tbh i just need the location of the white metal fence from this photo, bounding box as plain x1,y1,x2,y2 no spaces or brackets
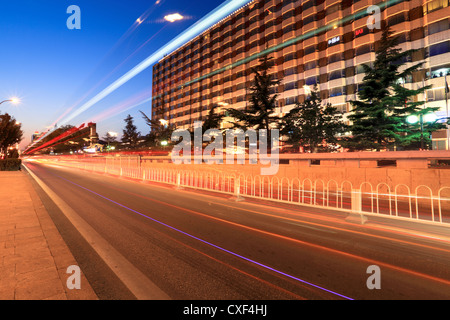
43,156,450,225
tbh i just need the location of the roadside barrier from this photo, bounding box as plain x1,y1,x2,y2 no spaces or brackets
33,156,450,225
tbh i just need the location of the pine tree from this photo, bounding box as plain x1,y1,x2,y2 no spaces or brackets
201,105,223,133
226,55,281,132
342,26,443,151
281,85,346,152
122,114,140,148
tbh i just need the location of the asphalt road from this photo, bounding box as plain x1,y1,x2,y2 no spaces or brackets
24,160,450,300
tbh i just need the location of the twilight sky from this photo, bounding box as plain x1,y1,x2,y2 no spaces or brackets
0,0,227,149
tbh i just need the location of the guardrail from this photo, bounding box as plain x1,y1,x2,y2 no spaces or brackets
30,156,450,226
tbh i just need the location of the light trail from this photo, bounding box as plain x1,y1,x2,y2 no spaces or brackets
153,0,405,99
28,0,252,152
60,171,450,289
52,171,353,300
47,2,165,130
88,89,152,123
27,0,403,153
56,0,254,127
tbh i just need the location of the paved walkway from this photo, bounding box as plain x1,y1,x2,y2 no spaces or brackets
0,171,97,300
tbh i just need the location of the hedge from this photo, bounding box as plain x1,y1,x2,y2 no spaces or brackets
0,159,22,171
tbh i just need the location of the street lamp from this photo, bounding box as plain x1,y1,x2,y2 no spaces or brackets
406,113,438,150
0,98,19,106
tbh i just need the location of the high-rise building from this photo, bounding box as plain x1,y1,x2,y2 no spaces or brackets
151,0,450,149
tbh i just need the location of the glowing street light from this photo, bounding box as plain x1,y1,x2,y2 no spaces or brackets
159,119,169,127
0,98,20,106
406,113,438,150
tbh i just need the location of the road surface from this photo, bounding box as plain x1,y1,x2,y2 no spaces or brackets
24,160,450,300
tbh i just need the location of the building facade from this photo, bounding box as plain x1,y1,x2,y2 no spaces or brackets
151,0,450,149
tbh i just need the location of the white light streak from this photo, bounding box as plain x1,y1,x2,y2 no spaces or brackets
164,13,184,23
57,0,252,127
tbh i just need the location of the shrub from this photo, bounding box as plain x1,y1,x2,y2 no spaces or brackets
0,159,22,171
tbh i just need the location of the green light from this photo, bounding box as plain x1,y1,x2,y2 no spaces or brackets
161,140,168,146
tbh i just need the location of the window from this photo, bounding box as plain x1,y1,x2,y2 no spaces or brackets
356,44,372,55
285,96,298,105
427,88,446,101
304,61,317,70
428,19,450,35
429,41,450,56
284,52,296,63
282,9,296,20
303,14,315,26
326,3,341,15
236,82,246,90
328,53,343,64
305,76,318,86
284,66,297,76
328,69,344,80
283,24,296,35
424,0,449,14
236,95,246,102
330,87,345,97
387,13,406,26
302,0,315,11
395,33,408,44
285,81,298,91
304,45,316,55
429,64,450,78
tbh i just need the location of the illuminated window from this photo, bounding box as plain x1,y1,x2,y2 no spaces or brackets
424,0,449,14
330,87,345,97
428,64,450,78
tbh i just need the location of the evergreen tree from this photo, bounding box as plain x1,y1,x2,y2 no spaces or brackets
140,110,175,147
342,26,443,151
103,132,117,145
226,55,282,132
281,85,346,153
122,114,140,148
0,113,23,157
201,105,224,133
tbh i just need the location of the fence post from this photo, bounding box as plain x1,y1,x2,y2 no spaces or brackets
346,189,367,224
230,177,244,202
175,173,184,190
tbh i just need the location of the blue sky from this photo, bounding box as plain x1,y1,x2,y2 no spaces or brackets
0,0,226,149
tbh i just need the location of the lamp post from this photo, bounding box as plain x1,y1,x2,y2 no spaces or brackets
406,113,438,150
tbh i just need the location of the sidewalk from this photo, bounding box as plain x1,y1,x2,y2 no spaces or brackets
0,170,97,300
